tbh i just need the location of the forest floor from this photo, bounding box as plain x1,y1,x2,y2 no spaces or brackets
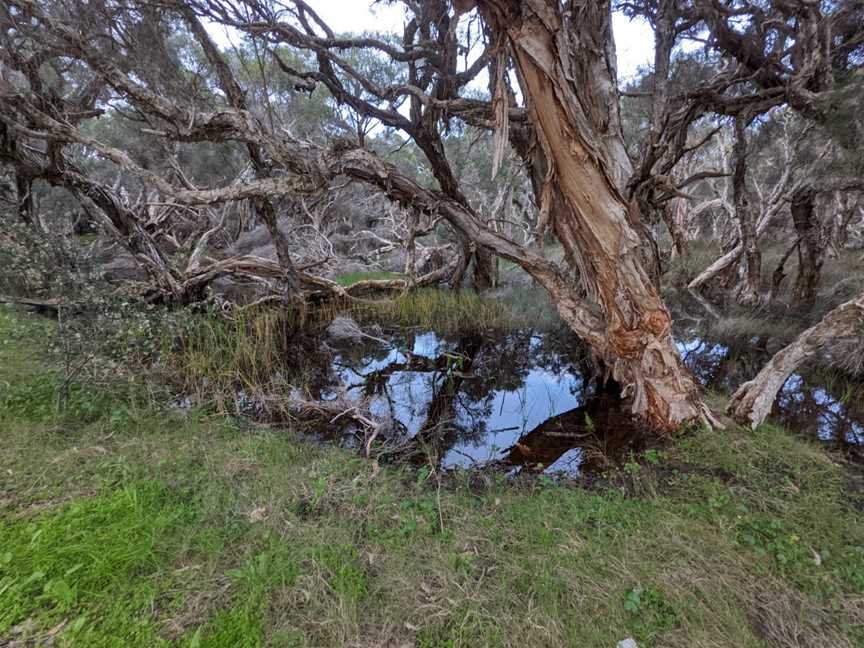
1,305,864,648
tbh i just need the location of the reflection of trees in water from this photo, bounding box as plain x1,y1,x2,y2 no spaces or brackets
774,374,864,450
436,330,595,457
675,312,864,451
462,329,592,396
677,334,773,391
308,317,864,463
499,390,645,475
327,327,595,464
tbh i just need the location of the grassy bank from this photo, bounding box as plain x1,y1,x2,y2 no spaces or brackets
1,306,863,647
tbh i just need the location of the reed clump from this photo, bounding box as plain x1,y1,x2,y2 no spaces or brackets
164,303,337,408
355,288,505,334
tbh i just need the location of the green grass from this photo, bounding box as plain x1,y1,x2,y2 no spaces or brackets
0,482,194,644
2,305,864,647
334,271,405,287
356,288,507,334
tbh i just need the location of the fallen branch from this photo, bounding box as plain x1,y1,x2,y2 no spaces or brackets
0,295,60,314
289,394,391,457
727,291,864,428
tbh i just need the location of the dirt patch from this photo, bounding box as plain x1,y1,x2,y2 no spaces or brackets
156,570,234,641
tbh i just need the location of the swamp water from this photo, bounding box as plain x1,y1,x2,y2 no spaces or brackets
299,322,864,477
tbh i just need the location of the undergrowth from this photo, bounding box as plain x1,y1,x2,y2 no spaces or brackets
353,288,507,333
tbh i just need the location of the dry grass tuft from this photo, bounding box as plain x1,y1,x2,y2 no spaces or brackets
750,588,854,648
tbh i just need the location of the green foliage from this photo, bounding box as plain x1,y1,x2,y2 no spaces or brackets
227,546,301,595
622,586,678,644
311,545,368,602
187,606,262,648
164,304,338,413
358,288,506,333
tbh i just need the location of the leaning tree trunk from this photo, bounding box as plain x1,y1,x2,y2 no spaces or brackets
728,291,864,428
790,187,823,309
477,0,709,429
769,239,799,301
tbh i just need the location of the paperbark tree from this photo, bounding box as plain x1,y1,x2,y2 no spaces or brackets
688,115,810,292
472,0,710,427
731,115,762,305
0,0,727,428
682,0,863,295
23,0,864,432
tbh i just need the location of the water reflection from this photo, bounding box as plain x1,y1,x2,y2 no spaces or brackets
323,329,643,476
315,322,864,475
775,375,864,450
676,327,864,452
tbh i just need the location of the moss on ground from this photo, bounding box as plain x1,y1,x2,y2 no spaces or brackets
1,305,863,647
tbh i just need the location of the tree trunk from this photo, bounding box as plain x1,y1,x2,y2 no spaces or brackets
769,239,799,301
668,198,689,259
15,173,33,225
732,116,762,304
728,291,864,428
449,233,472,290
689,141,798,292
404,210,418,286
790,187,822,309
472,244,497,291
257,199,302,295
477,0,709,429
829,193,859,251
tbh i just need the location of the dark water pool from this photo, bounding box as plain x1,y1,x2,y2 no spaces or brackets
311,325,864,477
677,331,864,448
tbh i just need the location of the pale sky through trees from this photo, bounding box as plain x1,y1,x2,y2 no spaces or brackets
209,1,655,82
315,1,655,80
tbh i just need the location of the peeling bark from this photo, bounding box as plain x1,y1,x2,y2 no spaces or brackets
477,0,710,429
728,291,864,428
829,193,861,250
667,198,689,259
14,173,34,225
